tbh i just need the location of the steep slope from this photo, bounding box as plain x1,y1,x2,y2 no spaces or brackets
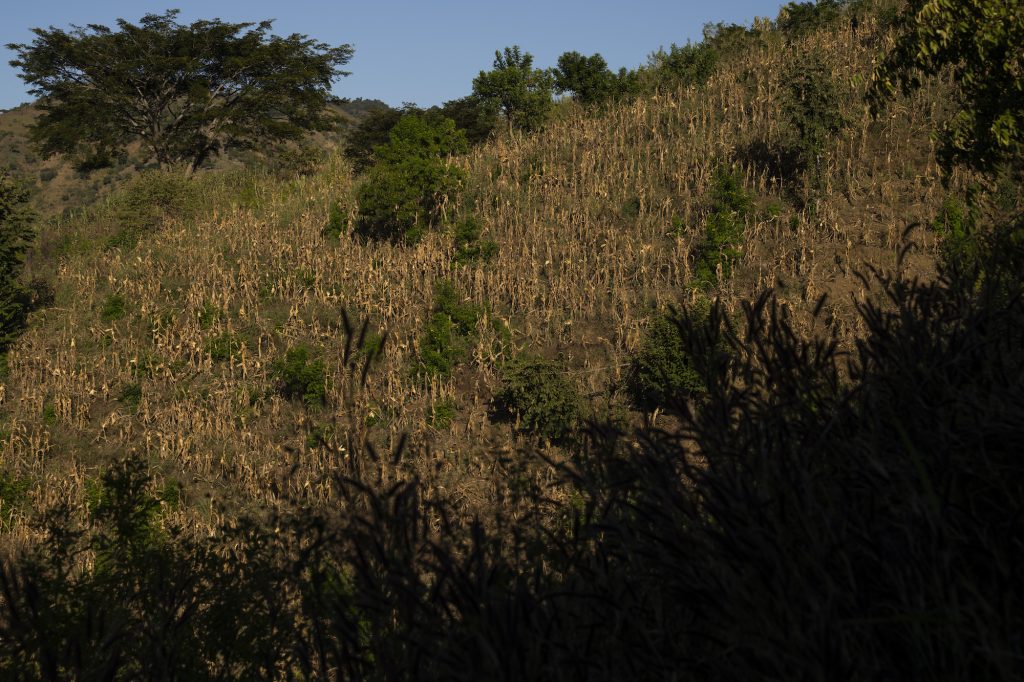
0,12,973,537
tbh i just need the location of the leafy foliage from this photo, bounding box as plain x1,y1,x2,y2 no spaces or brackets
8,10,353,172
324,201,346,240
627,306,714,411
777,0,847,35
272,345,327,407
553,52,622,106
648,42,718,90
342,105,406,173
780,50,845,175
493,354,581,441
356,114,467,243
0,169,34,352
416,280,480,377
452,216,498,265
206,333,243,362
436,96,498,146
869,0,1024,171
693,167,752,287
473,46,554,133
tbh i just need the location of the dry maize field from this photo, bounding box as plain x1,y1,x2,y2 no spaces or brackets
0,16,970,542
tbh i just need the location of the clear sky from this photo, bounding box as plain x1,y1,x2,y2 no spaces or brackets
1,1,788,111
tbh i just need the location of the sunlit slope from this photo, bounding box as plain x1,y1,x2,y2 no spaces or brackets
0,13,960,534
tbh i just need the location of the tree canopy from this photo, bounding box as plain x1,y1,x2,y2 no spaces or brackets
472,46,553,134
7,10,353,173
868,0,1024,172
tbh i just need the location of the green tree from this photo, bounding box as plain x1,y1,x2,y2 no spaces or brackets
780,51,845,177
343,105,410,173
472,46,554,134
553,51,618,106
8,10,353,173
437,96,498,145
356,114,467,243
868,0,1024,172
0,169,34,352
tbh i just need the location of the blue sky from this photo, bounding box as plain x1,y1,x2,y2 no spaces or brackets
1,1,787,111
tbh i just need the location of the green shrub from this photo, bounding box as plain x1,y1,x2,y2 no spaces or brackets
0,169,35,352
416,280,481,377
157,479,184,511
780,50,845,177
0,472,30,531
197,301,219,329
206,333,242,362
306,422,336,449
649,42,718,90
427,399,457,430
493,354,581,442
324,201,346,240
777,0,845,36
553,51,620,106
621,196,641,220
118,383,142,413
932,194,980,268
356,114,467,243
437,96,498,145
273,346,327,407
693,167,751,287
452,216,498,265
115,171,197,235
343,105,405,173
101,294,128,322
628,313,707,411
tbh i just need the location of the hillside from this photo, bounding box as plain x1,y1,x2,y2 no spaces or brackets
0,99,387,218
1,0,1022,677
0,10,973,536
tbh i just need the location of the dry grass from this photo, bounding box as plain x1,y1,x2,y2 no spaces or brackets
0,15,973,540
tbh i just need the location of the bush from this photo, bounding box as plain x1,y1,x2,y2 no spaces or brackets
493,354,581,442
100,294,128,322
427,399,457,430
932,193,981,268
0,472,29,531
323,201,346,240
343,105,406,173
648,42,718,90
628,307,711,411
452,216,498,265
437,96,498,146
272,346,327,407
206,333,242,362
416,280,481,377
780,50,845,178
356,114,467,243
554,51,620,106
777,0,845,36
692,167,751,287
118,382,142,413
0,169,34,352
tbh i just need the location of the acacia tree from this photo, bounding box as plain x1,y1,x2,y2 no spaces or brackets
472,46,553,134
8,10,353,173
